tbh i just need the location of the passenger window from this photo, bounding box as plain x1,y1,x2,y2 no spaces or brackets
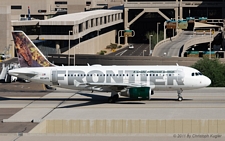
192,73,194,76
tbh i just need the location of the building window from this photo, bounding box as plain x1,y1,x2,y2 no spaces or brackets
86,1,91,6
11,5,22,9
86,21,88,29
55,1,67,4
38,10,47,13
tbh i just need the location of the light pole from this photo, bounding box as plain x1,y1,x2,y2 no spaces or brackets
149,35,153,56
209,28,212,59
68,30,73,66
97,29,101,51
77,35,82,66
157,22,160,43
143,50,146,56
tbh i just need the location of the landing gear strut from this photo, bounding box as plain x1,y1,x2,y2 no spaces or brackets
177,89,183,101
108,91,119,103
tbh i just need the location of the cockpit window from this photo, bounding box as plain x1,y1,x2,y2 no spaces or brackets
192,72,203,76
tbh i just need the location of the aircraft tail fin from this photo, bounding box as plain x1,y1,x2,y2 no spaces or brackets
12,31,55,67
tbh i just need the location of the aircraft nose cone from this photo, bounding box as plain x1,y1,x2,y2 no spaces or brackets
204,76,211,87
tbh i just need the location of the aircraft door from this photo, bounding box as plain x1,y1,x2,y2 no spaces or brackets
177,68,184,84
50,69,58,85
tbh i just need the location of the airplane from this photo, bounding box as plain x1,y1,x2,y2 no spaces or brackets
8,31,211,102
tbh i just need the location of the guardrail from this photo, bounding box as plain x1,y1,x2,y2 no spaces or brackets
125,1,224,8
125,1,178,8
195,19,224,24
181,32,219,57
181,1,223,7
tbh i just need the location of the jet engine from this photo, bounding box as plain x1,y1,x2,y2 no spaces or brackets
120,87,152,100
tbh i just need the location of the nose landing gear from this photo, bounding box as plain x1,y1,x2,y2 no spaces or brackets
177,89,183,101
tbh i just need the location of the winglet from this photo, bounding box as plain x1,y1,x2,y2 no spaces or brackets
12,31,55,67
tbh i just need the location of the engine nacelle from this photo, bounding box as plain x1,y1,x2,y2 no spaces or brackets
120,87,151,100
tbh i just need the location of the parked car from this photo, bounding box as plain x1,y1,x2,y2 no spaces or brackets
0,54,6,60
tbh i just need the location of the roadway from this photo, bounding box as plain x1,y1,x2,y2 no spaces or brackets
0,82,225,140
153,31,205,57
109,31,204,57
153,31,192,57
108,44,151,56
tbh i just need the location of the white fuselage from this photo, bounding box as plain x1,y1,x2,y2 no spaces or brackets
9,65,211,92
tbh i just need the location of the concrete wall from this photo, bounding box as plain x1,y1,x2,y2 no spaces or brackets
0,0,56,20
0,6,12,56
107,0,124,8
30,119,225,134
67,0,86,14
63,30,116,55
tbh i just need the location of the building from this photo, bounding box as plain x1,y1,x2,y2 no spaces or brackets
0,0,225,57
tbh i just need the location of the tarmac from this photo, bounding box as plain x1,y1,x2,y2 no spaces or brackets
0,82,225,141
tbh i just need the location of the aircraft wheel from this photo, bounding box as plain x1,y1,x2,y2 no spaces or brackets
108,94,119,103
178,97,183,101
108,97,115,103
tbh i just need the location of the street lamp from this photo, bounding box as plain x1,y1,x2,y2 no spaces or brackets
68,30,73,66
149,35,153,56
157,22,160,43
77,35,82,66
143,50,146,56
209,28,212,59
97,29,101,51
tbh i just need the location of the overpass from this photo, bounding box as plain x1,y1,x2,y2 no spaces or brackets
152,22,221,57
123,0,225,44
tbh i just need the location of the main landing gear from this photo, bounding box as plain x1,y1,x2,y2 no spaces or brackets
108,91,119,103
177,89,183,101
